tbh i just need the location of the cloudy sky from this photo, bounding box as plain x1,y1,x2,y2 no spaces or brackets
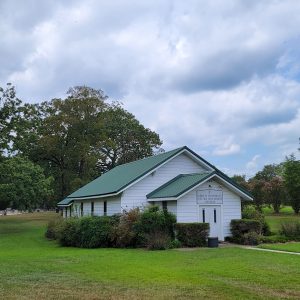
1,0,300,176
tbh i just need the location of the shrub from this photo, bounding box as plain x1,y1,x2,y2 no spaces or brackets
261,220,271,236
57,216,114,248
230,219,262,244
78,216,113,248
242,205,259,219
112,208,141,248
280,222,300,241
51,206,177,250
135,206,176,246
45,217,64,240
175,223,209,247
242,206,271,236
242,232,263,245
261,235,291,244
145,231,171,250
59,218,81,247
169,239,182,249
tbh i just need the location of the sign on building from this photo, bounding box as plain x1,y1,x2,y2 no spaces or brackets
196,189,223,204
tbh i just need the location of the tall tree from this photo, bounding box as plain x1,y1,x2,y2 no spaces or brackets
283,154,300,214
253,164,285,213
12,86,162,200
247,178,265,211
254,164,284,181
231,175,248,190
264,177,285,213
5,86,162,202
98,104,162,172
0,83,22,157
0,157,53,210
32,87,107,198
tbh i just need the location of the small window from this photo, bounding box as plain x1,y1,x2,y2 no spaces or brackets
91,202,94,216
69,206,72,217
104,201,107,216
81,202,83,216
214,208,217,223
202,209,205,223
162,201,168,211
65,208,68,218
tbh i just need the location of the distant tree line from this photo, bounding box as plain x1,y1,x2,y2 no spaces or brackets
0,84,162,210
232,150,300,214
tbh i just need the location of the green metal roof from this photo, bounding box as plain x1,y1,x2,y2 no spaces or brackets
147,172,214,199
57,198,74,206
57,145,253,205
66,147,186,199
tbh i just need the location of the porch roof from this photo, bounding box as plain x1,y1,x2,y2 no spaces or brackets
147,172,214,199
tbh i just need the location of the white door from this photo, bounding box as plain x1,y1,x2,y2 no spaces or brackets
199,206,222,239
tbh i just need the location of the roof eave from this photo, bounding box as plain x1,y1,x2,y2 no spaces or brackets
147,172,215,200
68,191,120,200
147,197,177,201
57,202,73,207
147,173,253,202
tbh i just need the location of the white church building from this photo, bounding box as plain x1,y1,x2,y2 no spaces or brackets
58,146,252,240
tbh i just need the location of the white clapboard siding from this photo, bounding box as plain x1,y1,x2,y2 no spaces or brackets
107,197,121,215
121,153,205,210
94,200,104,216
222,188,241,237
72,196,121,217
177,180,241,239
166,201,177,217
154,201,177,217
83,201,91,216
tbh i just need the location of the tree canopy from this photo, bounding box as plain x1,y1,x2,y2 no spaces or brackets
283,154,300,214
0,157,53,210
0,85,162,208
232,154,299,214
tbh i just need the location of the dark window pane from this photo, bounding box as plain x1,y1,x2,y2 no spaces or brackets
162,201,168,211
104,201,107,216
91,202,94,216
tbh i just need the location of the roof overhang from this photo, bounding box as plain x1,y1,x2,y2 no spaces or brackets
69,192,120,201
147,173,253,202
57,200,74,207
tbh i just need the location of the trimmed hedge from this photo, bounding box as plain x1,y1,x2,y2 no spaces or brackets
57,216,114,248
175,223,209,247
230,219,262,244
78,216,113,248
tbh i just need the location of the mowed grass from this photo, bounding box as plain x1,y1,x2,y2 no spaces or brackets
263,206,300,233
259,242,300,253
1,213,300,299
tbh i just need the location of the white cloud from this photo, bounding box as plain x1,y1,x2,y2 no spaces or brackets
213,143,241,156
1,0,300,174
246,155,261,175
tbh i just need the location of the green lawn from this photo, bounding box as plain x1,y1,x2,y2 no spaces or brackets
263,206,300,233
1,213,300,299
259,242,300,253
262,206,295,216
